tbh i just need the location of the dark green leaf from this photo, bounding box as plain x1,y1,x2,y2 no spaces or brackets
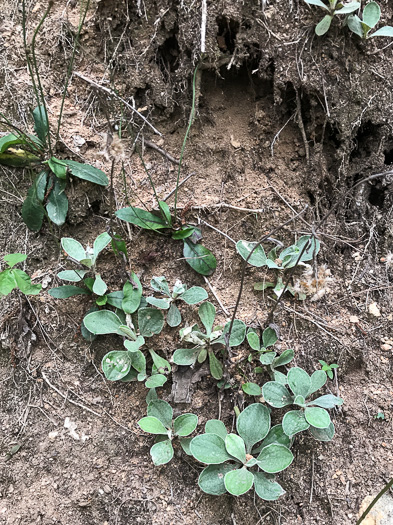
0,133,42,154
48,285,90,298
46,178,68,226
21,171,48,231
64,160,108,186
171,227,195,240
183,240,216,276
262,327,278,348
48,157,67,179
158,200,172,227
122,273,142,314
33,106,49,144
116,207,167,230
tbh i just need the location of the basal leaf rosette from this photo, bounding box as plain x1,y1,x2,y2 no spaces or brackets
138,400,198,466
190,404,293,500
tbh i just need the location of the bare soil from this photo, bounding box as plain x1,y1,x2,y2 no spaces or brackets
1,1,393,524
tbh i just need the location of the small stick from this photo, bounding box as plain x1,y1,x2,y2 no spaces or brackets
190,202,265,213
356,478,393,524
163,172,196,202
295,89,310,163
281,304,344,346
200,220,236,245
310,451,315,504
144,139,179,164
203,276,229,316
42,371,102,418
74,71,162,136
201,0,207,53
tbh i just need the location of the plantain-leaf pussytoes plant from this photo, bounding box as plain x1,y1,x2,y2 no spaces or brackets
146,276,208,327
304,0,360,35
190,404,293,500
138,399,198,465
262,366,343,441
236,235,320,299
347,1,393,38
0,253,41,297
83,309,170,391
242,327,295,395
0,0,108,232
172,301,246,380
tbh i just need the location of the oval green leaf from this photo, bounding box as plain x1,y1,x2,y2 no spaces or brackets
224,468,254,496
236,403,271,453
150,439,174,466
304,407,331,429
262,382,293,408
257,443,294,473
183,240,217,276
190,434,233,464
174,414,198,437
282,410,310,437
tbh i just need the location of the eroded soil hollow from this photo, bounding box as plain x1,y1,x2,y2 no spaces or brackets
1,1,393,524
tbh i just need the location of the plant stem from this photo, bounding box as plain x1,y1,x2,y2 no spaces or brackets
29,1,54,155
356,478,393,524
173,65,198,223
55,0,91,144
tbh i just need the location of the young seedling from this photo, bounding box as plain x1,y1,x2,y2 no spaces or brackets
236,235,320,299
146,276,208,327
83,310,170,389
172,302,246,380
347,2,393,38
190,404,293,500
318,359,339,379
304,0,360,36
262,366,343,441
0,254,41,297
116,195,217,277
243,327,295,395
138,399,198,465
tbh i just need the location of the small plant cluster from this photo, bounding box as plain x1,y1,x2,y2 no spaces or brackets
0,254,41,297
237,235,323,300
305,0,393,38
139,372,342,500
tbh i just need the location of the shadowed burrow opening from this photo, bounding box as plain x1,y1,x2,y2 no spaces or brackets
383,138,393,164
216,15,240,53
368,180,386,208
350,121,381,160
156,32,180,81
